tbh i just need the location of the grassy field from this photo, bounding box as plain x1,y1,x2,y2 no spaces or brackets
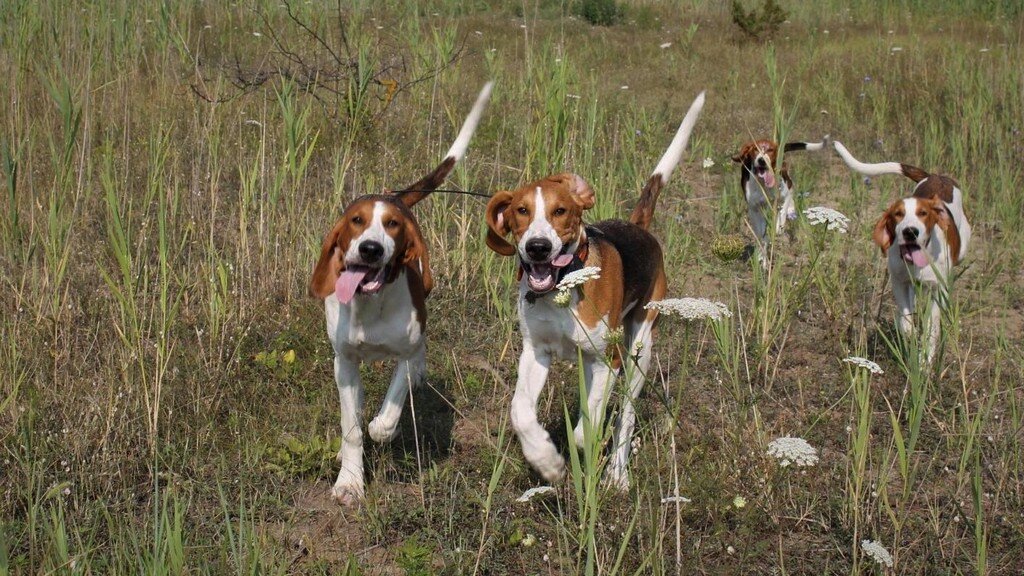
2,0,1023,573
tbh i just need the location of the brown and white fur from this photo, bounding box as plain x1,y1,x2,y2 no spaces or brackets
834,140,971,361
484,92,705,489
309,82,492,504
732,137,827,247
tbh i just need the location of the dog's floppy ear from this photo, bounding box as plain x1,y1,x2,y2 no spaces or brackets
933,202,962,266
872,209,896,255
310,220,345,298
485,190,516,256
566,173,595,210
401,218,434,295
731,142,753,163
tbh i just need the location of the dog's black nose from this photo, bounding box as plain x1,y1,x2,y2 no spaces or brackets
358,240,385,263
902,228,920,241
525,238,552,261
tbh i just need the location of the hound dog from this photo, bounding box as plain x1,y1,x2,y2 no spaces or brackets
834,140,971,360
731,137,827,247
484,92,705,489
309,82,492,504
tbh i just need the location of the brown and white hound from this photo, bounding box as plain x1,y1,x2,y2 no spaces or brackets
834,140,971,360
731,137,827,247
484,92,705,489
309,82,492,504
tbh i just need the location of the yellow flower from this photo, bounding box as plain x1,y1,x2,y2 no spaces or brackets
282,349,297,364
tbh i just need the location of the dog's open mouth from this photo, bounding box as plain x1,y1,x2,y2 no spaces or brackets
522,253,575,294
899,243,929,267
754,165,776,188
335,264,388,304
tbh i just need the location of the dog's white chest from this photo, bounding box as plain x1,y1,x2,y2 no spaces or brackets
325,279,423,361
519,290,609,357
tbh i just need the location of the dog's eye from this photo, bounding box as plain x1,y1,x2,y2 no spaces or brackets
386,219,400,228
917,210,928,217
517,206,529,215
553,207,567,216
352,216,364,225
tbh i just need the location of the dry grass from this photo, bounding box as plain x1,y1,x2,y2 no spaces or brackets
1,0,1023,574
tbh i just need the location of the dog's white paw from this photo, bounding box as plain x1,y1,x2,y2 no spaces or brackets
602,466,631,492
573,423,587,450
368,416,399,443
331,482,364,506
534,452,567,484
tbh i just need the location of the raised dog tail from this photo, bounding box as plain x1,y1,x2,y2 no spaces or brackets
783,136,829,153
397,81,494,207
630,90,706,230
833,140,930,183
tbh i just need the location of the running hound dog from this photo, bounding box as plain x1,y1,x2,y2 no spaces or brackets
731,137,827,247
484,92,705,489
834,140,971,360
309,82,492,504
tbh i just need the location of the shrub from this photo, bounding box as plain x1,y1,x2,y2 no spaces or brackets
731,0,787,41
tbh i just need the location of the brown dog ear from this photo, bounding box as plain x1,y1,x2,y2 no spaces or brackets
310,221,345,298
732,142,754,163
401,218,433,295
872,210,895,254
933,202,962,266
485,190,516,256
567,173,595,210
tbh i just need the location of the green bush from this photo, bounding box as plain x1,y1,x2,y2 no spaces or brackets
731,0,787,41
578,0,621,26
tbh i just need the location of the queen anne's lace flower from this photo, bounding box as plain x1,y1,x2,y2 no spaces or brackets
553,291,572,307
516,486,555,502
646,298,732,321
702,157,715,169
843,356,884,375
803,206,850,233
556,266,601,291
861,540,894,567
766,436,819,467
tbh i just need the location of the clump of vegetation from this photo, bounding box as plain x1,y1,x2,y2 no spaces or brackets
263,434,340,478
731,0,787,40
578,0,621,26
712,234,748,262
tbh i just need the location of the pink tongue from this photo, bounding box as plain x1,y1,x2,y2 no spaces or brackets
335,269,369,304
552,254,574,267
763,171,776,188
910,248,928,267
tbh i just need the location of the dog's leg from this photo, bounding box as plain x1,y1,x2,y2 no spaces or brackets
776,180,796,236
748,203,769,250
605,318,655,491
368,341,426,443
891,275,915,339
925,290,943,363
332,354,366,505
510,345,565,482
573,353,616,450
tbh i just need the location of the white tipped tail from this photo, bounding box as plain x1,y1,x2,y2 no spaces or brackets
652,91,706,183
443,81,494,161
833,140,903,176
803,136,829,151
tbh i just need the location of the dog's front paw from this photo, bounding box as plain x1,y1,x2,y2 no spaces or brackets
534,453,567,484
602,466,631,492
331,481,364,506
368,416,399,443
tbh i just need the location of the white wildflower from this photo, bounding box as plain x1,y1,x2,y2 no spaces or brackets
843,356,884,375
803,206,850,233
732,495,747,509
766,436,819,467
701,157,715,169
659,42,672,49
660,494,692,504
646,298,732,321
556,267,601,291
861,540,894,567
516,486,555,502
